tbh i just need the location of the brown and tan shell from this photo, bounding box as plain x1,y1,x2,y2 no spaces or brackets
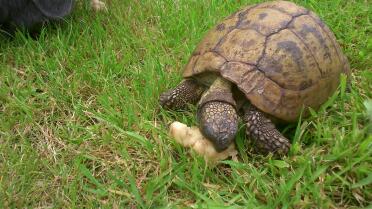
183,1,350,122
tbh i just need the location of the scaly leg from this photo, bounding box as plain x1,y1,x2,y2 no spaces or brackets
159,79,205,110
243,104,290,156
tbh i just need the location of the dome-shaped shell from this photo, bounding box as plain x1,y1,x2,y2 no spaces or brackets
183,1,350,122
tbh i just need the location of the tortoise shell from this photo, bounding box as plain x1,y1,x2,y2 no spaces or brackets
183,1,350,122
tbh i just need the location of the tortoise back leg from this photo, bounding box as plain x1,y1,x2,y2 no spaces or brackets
243,104,290,156
159,79,205,110
198,77,239,152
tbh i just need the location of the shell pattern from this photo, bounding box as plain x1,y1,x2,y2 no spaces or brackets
183,1,349,122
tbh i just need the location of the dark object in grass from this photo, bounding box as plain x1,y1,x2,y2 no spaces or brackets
0,0,74,34
0,0,106,37
159,1,350,158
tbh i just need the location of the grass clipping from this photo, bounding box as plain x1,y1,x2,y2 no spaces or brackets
169,121,238,163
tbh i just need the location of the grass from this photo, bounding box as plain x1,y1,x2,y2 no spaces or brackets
0,0,371,208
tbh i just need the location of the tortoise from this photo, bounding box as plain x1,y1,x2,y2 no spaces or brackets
159,1,350,156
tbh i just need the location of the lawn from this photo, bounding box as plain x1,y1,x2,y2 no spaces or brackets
0,0,371,208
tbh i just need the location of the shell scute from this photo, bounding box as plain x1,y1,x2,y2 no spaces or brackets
258,29,321,91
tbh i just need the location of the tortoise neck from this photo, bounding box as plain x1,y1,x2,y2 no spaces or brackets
198,77,236,108
209,77,232,92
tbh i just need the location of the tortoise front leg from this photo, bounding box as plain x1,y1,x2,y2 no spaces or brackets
159,79,205,110
243,104,290,156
